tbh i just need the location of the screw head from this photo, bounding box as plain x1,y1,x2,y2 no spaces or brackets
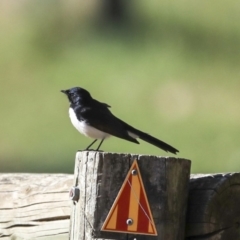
131,169,138,175
69,186,80,202
126,218,133,225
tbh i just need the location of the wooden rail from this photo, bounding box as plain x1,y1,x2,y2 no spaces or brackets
0,174,73,240
186,173,240,239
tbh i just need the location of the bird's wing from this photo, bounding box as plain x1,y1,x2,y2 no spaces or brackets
77,105,139,144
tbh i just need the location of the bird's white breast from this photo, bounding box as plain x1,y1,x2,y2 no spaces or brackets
68,108,110,139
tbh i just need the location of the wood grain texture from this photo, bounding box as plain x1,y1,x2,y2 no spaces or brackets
69,151,191,240
0,174,73,240
186,173,240,240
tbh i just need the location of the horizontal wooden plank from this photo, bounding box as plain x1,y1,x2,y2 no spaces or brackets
0,174,73,239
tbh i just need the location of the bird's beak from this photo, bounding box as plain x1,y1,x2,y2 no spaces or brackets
61,90,68,94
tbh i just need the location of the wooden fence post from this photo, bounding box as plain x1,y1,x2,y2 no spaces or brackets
69,151,191,240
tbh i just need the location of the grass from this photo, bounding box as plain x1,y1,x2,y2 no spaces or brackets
1,1,240,173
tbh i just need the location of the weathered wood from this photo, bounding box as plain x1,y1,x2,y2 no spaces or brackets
1,158,239,240
0,174,73,240
186,173,240,240
69,151,191,240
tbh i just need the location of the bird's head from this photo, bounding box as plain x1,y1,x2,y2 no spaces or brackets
61,87,92,105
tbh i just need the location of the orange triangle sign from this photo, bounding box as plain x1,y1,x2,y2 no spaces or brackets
101,159,157,236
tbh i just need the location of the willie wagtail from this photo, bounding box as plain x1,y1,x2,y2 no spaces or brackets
61,87,179,154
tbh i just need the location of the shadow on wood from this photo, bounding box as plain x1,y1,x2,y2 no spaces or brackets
186,173,240,240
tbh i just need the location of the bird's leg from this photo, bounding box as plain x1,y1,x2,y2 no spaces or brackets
85,139,98,150
96,138,105,151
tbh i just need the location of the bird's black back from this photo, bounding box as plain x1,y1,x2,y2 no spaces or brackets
72,98,139,144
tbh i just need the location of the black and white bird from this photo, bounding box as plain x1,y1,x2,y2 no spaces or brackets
61,87,179,154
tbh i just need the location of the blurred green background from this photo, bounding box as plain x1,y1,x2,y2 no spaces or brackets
1,0,240,173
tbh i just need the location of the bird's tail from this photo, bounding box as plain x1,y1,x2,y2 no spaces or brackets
127,127,179,154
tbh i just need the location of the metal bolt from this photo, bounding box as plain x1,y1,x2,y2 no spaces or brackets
126,218,133,225
131,169,138,175
69,186,80,202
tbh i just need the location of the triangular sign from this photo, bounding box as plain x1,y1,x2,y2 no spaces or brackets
101,159,157,236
